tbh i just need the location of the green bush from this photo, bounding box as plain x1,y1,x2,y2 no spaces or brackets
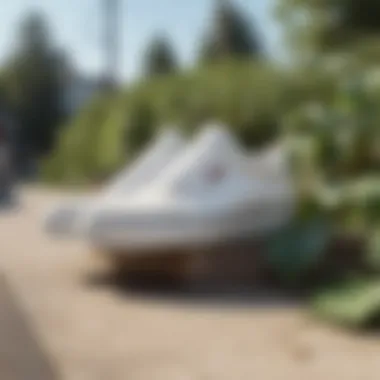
42,62,379,221
42,61,288,183
312,278,380,328
41,93,118,184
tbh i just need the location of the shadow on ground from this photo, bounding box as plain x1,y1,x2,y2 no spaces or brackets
0,274,60,380
85,267,305,309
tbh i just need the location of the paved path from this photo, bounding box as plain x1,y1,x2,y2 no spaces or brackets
0,187,379,380
0,274,59,380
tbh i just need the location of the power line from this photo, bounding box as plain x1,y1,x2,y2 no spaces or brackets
102,0,121,89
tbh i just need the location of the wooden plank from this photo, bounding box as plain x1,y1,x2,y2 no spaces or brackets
0,274,59,380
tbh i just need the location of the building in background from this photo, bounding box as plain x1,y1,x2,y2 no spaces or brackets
63,72,101,116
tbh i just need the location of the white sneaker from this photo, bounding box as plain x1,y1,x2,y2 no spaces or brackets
87,123,296,252
45,128,186,237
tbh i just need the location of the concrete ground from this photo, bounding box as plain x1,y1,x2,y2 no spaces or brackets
0,187,380,380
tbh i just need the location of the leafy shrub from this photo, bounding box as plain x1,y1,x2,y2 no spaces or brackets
42,61,287,183
312,278,380,328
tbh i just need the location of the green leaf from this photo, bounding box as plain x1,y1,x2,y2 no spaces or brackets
312,278,380,327
366,228,380,271
267,217,331,283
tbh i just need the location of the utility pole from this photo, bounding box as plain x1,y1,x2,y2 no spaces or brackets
102,0,120,90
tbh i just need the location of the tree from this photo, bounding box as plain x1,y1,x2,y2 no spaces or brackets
142,36,178,78
276,0,380,57
199,0,262,63
124,100,156,158
4,12,66,157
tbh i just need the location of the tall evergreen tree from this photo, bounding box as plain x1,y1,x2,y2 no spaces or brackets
4,12,66,157
143,36,178,78
124,100,156,158
277,0,380,56
200,0,262,63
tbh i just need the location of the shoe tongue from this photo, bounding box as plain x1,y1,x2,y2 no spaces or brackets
192,123,240,161
106,129,184,194
149,124,242,192
157,128,184,149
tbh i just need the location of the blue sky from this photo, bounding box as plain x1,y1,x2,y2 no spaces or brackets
0,0,284,81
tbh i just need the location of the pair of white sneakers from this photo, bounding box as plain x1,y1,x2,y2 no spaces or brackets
46,123,296,252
